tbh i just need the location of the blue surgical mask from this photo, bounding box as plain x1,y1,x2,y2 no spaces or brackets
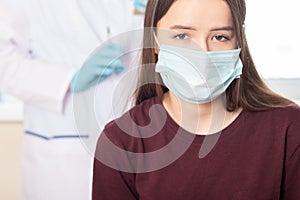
155,45,243,104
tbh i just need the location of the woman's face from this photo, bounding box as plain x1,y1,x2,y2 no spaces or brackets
156,0,237,51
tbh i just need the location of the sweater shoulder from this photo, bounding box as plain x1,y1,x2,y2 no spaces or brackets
101,97,162,150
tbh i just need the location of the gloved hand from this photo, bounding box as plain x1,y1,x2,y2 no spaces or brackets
133,0,148,14
71,43,124,93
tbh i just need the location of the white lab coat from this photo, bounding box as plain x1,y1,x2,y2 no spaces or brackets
0,0,143,199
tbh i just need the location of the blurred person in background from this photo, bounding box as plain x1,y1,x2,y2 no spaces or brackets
0,0,146,199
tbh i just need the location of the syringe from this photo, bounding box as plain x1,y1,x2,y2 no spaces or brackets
106,26,124,75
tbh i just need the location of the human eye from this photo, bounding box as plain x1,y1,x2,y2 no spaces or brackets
212,34,229,42
174,33,190,40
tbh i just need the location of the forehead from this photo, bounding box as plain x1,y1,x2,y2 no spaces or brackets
158,0,233,29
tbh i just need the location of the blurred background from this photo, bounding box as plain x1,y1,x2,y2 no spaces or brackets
0,0,299,199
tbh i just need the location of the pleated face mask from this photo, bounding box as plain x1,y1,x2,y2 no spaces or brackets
155,45,243,104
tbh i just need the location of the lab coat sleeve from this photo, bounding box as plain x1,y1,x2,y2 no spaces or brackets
0,4,76,113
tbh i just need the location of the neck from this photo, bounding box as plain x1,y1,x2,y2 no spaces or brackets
162,92,239,135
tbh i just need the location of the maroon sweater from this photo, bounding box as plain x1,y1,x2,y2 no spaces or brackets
93,97,300,200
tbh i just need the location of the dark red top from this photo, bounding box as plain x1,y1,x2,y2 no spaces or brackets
93,97,300,200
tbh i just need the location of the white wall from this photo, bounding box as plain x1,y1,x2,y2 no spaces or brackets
246,0,300,78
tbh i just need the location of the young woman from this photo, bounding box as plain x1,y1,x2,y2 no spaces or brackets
92,0,300,199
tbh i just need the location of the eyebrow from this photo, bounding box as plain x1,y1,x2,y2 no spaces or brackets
210,26,234,32
170,25,197,31
169,25,234,32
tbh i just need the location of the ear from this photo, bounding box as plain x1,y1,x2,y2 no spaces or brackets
237,24,246,48
242,23,246,35
153,33,160,55
154,43,160,55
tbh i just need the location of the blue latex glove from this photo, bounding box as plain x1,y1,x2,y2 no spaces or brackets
71,43,124,93
133,0,147,14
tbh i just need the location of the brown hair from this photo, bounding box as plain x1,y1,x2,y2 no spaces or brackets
134,0,294,111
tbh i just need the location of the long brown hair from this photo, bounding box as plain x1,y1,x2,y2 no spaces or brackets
134,0,294,111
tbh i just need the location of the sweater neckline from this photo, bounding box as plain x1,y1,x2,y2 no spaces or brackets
152,96,248,144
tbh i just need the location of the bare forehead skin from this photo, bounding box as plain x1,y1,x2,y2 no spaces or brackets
157,0,233,31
